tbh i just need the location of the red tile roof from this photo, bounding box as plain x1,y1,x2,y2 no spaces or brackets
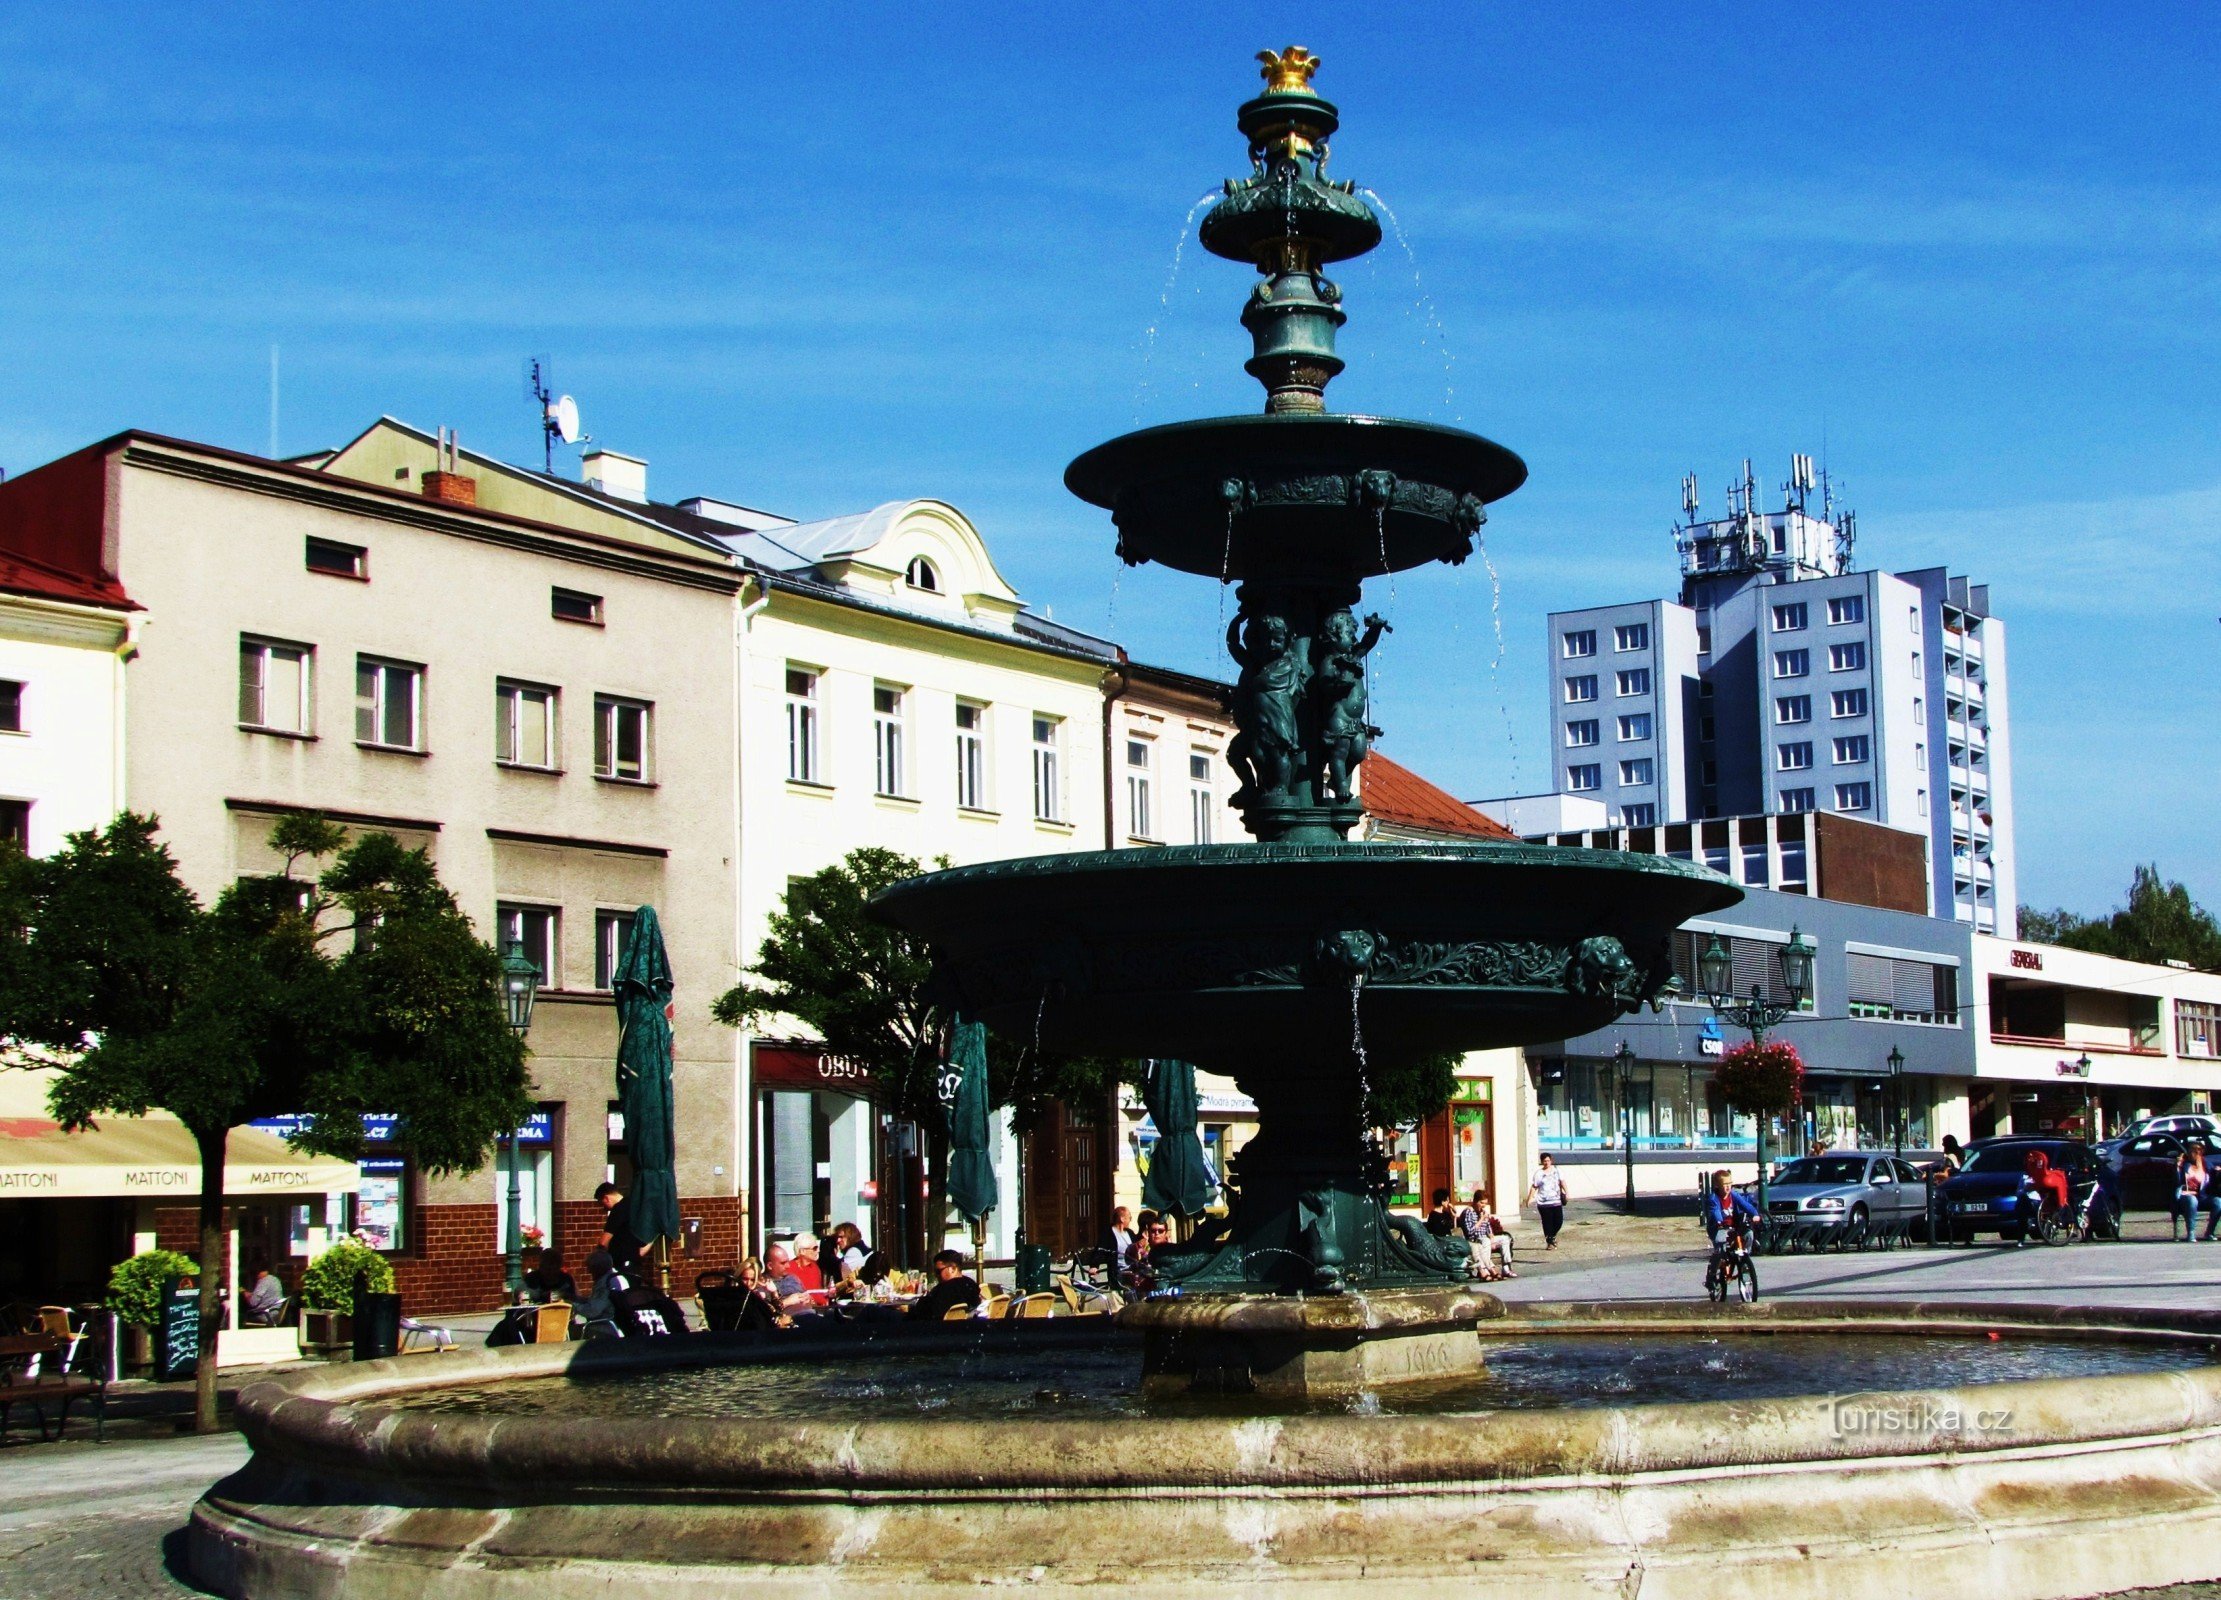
1360,752,1516,840
0,549,135,611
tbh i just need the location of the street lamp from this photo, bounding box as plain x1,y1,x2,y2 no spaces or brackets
1697,926,1816,1217
497,940,541,1303
1886,1046,1906,1160
1612,1040,1638,1211
2076,1052,2094,1143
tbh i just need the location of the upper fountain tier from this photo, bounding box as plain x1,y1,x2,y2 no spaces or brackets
1065,47,1527,583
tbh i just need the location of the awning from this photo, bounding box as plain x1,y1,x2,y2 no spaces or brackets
0,1116,360,1199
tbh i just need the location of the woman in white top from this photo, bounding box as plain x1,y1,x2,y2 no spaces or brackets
1526,1154,1567,1250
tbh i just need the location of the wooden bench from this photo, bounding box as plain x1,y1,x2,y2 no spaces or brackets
0,1332,105,1444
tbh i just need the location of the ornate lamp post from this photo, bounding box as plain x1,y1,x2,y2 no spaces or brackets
1697,927,1816,1216
1886,1046,1906,1160
1613,1040,1638,1211
2076,1052,2095,1143
497,940,541,1304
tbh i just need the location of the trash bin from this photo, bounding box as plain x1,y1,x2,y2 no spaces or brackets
1015,1243,1053,1295
351,1293,402,1361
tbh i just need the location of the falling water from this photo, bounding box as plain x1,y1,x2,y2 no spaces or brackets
1358,187,1458,420
1218,506,1236,639
1134,190,1225,424
1348,975,1374,1131
1475,529,1520,793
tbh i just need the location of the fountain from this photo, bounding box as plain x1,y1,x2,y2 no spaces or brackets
869,41,1734,1395
190,51,2221,1600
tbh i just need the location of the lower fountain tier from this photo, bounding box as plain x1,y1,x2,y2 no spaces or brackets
868,840,1741,1062
1123,1284,1502,1397
1064,413,1528,582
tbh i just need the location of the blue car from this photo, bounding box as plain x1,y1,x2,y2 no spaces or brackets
1936,1137,2114,1244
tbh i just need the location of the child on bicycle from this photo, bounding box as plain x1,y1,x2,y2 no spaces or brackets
1703,1169,1760,1248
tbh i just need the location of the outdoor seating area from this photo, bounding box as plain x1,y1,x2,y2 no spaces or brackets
0,1304,109,1445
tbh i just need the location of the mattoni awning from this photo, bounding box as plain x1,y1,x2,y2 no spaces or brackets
0,1116,360,1199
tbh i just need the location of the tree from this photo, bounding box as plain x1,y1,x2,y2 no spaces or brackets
0,814,530,1431
1368,1050,1460,1132
2023,865,2221,973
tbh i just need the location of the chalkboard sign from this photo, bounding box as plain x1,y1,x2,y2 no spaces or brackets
155,1276,200,1384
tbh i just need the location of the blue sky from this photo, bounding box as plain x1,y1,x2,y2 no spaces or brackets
2,4,2215,914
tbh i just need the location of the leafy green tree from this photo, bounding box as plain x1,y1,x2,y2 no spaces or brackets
0,813,529,1431
1368,1050,1461,1132
2023,865,2221,973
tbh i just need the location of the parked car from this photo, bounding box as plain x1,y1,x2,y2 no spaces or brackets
1759,1152,1933,1237
1937,1137,2110,1243
2103,1131,2221,1212
2109,1114,2220,1149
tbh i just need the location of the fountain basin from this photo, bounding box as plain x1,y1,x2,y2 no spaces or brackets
191,1302,2221,1600
1126,1283,1503,1396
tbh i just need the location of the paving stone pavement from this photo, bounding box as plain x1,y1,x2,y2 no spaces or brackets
0,1431,240,1597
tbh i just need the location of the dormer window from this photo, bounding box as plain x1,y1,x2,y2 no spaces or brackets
904,556,940,593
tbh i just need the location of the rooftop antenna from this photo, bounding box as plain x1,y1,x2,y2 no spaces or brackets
1786,452,1814,514
1680,472,1700,519
525,359,585,474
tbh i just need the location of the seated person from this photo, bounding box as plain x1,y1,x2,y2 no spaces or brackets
735,1257,795,1332
522,1247,578,1306
906,1250,982,1322
762,1244,820,1313
826,1222,873,1295
1467,1189,1516,1277
576,1248,622,1337
2019,1150,2071,1241
1425,1188,1460,1238
1702,1169,1759,1247
242,1255,288,1326
1120,1213,1171,1295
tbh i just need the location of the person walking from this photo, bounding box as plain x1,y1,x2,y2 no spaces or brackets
1526,1154,1568,1250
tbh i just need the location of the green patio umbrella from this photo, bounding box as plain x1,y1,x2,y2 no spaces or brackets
614,905,681,1254
942,1013,1000,1225
1142,1058,1214,1219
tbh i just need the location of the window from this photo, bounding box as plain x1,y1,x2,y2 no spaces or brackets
552,588,603,625
496,903,557,986
1617,713,1651,742
904,556,939,592
1031,716,1062,822
1829,642,1867,672
593,695,651,782
872,686,907,797
1917,788,1929,818
1833,735,1871,764
1190,751,1214,845
1910,650,1922,677
1615,668,1651,697
1621,803,1656,827
0,799,27,849
1562,629,1597,658
1847,953,1958,1024
1619,759,1654,786
1773,649,1809,678
1614,623,1649,652
305,536,366,579
1835,781,1873,811
1771,602,1808,633
1781,787,1815,813
1913,695,1925,722
1780,839,1808,883
594,909,636,991
1567,764,1602,792
1699,716,1716,741
1696,625,1712,656
1126,738,1154,838
1778,742,1813,771
495,680,558,769
1775,695,1811,725
1564,675,1598,703
1698,678,1715,699
785,667,821,782
2179,1000,2221,1061
1828,595,1865,625
240,638,313,735
354,656,422,750
955,702,988,810
1831,688,1868,718
1565,719,1599,747
0,680,17,733
1700,759,1718,786
1742,842,1768,885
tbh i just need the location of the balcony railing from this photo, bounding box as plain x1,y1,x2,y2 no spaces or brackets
1989,1031,2164,1058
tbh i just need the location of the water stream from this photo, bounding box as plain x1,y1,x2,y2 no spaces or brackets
1359,186,1457,420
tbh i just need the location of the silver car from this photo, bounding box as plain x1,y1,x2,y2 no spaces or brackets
1761,1153,1931,1235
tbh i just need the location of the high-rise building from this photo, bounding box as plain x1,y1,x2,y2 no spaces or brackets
1531,459,2014,933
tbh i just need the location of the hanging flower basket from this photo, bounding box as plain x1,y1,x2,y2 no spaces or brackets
1713,1040,1805,1116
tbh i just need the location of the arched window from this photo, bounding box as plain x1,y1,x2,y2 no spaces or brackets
904,556,940,592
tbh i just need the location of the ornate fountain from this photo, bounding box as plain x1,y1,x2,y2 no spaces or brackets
871,47,1739,1394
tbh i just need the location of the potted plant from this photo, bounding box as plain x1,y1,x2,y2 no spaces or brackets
520,1224,546,1272
299,1239,397,1351
107,1248,199,1372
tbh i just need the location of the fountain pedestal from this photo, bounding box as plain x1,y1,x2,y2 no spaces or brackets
1124,1284,1500,1398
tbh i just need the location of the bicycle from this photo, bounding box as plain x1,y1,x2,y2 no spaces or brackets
1705,1227,1758,1304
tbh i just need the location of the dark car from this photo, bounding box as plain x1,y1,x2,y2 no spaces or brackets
1937,1137,2109,1243
2104,1131,2221,1212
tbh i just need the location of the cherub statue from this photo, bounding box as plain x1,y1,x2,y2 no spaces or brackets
1225,610,1302,807
1310,609,1389,804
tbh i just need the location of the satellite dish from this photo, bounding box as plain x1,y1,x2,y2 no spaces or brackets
550,395,581,444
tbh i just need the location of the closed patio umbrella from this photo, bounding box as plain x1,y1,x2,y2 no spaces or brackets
614,906,681,1256
943,1014,1000,1225
1142,1058,1213,1219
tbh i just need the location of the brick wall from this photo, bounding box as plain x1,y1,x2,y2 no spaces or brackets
389,1193,746,1315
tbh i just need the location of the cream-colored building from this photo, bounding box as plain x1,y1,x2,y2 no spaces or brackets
0,551,135,854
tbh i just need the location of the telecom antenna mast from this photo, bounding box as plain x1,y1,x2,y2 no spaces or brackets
526,359,584,474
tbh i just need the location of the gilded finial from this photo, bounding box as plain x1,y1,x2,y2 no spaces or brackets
1256,46,1321,94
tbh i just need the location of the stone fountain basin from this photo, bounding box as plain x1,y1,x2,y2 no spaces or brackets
1064,412,1528,581
869,840,1740,1063
191,1302,2221,1600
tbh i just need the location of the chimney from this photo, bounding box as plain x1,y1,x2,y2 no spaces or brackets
421,427,478,507
581,448,648,504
